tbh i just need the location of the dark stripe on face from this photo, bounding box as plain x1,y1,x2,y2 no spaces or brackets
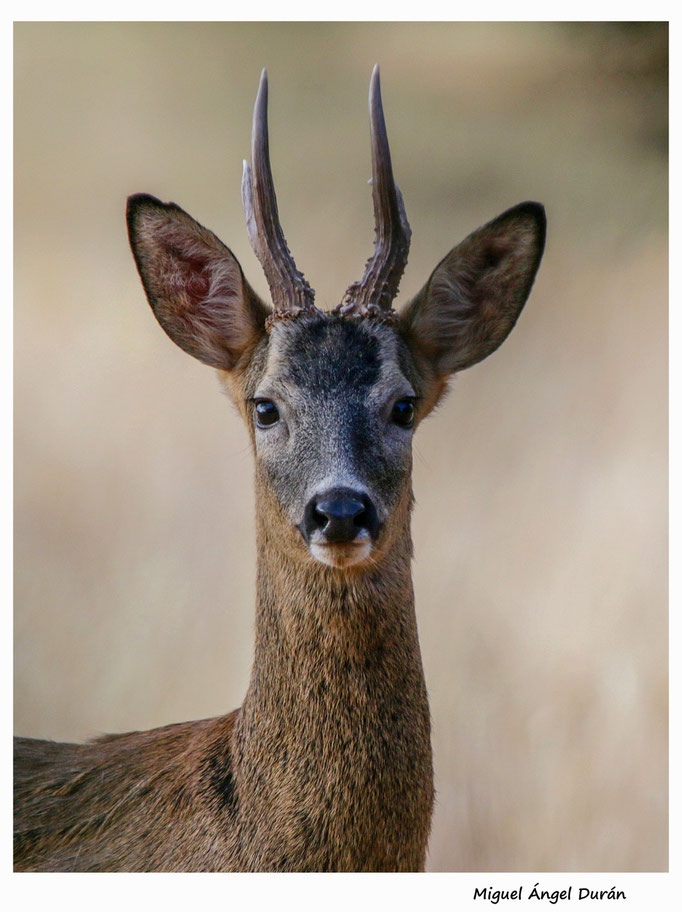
276,316,382,394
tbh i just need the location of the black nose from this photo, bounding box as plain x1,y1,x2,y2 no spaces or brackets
301,487,380,544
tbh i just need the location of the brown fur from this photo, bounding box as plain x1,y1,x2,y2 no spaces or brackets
15,478,432,871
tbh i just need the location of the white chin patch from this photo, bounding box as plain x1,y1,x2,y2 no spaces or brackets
310,540,373,568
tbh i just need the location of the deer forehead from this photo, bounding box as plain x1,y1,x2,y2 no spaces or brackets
254,316,416,408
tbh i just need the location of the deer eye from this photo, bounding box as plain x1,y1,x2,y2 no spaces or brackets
391,398,415,429
254,399,280,428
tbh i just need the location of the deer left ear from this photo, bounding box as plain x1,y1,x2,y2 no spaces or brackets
127,194,270,371
399,202,546,375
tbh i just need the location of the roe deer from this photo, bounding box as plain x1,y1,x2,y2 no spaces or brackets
14,67,546,872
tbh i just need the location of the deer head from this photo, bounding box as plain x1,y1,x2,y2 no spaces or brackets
127,67,545,572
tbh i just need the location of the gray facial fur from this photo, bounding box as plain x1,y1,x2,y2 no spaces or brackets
243,315,417,564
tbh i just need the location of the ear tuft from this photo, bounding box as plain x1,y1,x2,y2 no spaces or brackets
400,201,546,375
127,194,269,370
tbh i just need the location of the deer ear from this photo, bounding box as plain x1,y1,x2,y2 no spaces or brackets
399,202,546,375
127,194,270,370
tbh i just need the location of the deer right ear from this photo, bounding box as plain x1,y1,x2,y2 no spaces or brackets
399,202,546,376
127,194,270,370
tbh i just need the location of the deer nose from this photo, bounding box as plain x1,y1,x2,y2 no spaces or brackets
302,488,380,544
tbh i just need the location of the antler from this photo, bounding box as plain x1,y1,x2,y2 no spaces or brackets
242,69,318,316
336,65,411,317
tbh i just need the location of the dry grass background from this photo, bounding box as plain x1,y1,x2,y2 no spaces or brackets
14,22,667,872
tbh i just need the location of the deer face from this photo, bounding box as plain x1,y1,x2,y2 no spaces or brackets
127,69,545,571
239,315,421,568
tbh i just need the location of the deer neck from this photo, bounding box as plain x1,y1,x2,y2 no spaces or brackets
258,516,416,653
231,490,434,871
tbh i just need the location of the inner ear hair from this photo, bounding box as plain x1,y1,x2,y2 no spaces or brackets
400,201,546,376
127,194,270,371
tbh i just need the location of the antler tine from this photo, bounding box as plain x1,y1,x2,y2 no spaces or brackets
337,65,411,317
241,69,317,315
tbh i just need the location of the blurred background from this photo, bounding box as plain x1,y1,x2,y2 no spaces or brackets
14,22,667,872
